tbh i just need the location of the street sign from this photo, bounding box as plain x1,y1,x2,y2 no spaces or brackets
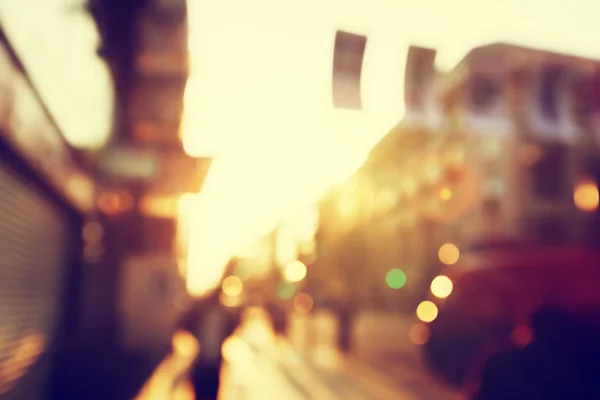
98,145,212,196
99,146,160,181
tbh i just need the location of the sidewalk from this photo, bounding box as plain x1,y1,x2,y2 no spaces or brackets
234,309,414,399
134,309,461,400
286,310,461,400
134,315,318,400
273,337,422,400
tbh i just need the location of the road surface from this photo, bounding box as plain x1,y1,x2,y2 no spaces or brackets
138,308,460,400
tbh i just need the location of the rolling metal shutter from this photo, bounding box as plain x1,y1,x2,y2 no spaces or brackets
0,159,70,399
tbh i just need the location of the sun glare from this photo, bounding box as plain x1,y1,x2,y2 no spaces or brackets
182,0,600,296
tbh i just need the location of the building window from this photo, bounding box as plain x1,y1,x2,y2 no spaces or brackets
530,145,566,199
569,74,593,128
469,75,501,112
538,65,565,121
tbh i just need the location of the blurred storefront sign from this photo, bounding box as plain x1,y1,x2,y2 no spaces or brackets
98,145,212,196
99,147,161,181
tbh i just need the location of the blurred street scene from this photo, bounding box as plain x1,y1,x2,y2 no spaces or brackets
3,1,600,400
138,308,460,400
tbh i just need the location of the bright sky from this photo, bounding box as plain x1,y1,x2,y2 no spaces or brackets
0,0,114,149
182,0,600,295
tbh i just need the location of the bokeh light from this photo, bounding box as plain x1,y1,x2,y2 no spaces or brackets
284,261,307,283
172,330,199,357
438,243,460,265
219,291,242,307
511,324,533,347
409,324,430,345
222,276,243,297
574,180,599,212
385,268,407,289
293,293,314,314
416,301,439,323
82,221,103,243
439,187,452,200
97,191,133,215
276,282,296,300
430,275,453,299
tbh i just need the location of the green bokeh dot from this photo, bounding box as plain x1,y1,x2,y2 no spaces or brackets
386,269,407,290
276,282,296,300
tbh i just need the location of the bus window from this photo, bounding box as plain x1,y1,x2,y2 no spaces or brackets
531,216,568,244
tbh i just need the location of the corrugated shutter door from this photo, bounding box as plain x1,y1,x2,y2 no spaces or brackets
0,161,70,399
